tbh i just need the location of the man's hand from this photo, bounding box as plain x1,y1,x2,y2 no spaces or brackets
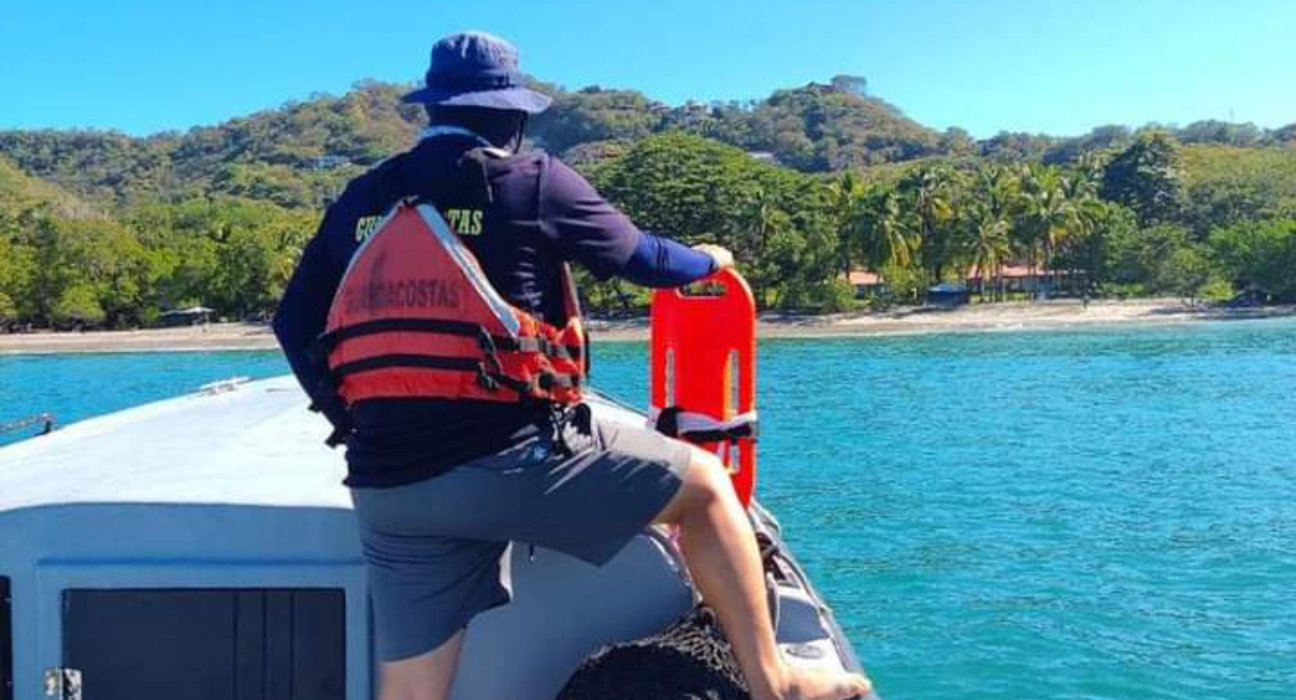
693,243,735,270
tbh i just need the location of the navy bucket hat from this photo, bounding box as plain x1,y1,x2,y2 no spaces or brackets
402,32,552,114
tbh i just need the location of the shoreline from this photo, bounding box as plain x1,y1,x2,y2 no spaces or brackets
1,300,1293,355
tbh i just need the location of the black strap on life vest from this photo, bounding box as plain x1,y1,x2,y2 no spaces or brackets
318,318,583,363
329,352,580,398
326,347,582,401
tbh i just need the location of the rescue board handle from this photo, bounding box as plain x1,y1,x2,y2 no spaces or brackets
649,269,757,505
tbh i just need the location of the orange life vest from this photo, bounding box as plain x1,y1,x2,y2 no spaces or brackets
321,201,585,406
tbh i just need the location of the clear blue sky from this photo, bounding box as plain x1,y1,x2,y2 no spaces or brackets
1,0,1292,138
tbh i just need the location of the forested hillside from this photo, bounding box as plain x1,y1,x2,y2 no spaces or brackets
1,76,1294,328
4,77,1293,208
530,76,945,171
0,78,950,208
0,82,422,209
0,157,98,218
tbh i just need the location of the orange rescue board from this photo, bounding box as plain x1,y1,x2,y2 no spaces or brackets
649,269,757,505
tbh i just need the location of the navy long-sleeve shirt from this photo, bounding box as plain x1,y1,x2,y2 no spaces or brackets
274,131,714,487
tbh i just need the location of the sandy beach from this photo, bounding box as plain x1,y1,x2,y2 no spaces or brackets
0,299,1292,354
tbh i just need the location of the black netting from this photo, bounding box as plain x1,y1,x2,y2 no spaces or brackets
556,606,750,700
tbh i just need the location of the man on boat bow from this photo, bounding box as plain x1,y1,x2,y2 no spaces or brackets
274,31,871,700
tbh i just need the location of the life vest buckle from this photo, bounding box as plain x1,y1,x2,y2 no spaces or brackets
475,328,505,374
476,365,500,392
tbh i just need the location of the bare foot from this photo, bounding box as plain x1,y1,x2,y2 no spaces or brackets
759,666,873,700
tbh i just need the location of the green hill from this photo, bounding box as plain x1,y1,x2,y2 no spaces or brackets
706,82,943,170
0,155,99,219
529,86,664,155
4,78,1293,211
0,82,423,209
1181,143,1296,234
0,78,958,207
2,75,1295,326
530,78,945,171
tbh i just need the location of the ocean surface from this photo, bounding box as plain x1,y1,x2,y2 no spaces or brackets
3,318,1294,700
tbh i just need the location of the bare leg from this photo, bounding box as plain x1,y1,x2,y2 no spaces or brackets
376,630,465,700
656,446,872,700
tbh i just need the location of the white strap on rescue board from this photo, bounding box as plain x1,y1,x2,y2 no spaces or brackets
648,407,758,462
647,407,759,436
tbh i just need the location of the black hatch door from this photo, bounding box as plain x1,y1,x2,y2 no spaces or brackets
62,589,345,700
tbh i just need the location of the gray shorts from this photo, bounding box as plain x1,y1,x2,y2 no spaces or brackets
350,414,693,662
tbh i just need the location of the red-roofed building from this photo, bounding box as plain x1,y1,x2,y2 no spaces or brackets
847,270,885,297
967,265,1068,294
848,265,1068,298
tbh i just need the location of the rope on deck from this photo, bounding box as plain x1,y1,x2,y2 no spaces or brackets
556,605,749,700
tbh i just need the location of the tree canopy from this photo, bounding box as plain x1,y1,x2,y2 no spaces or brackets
3,78,1296,329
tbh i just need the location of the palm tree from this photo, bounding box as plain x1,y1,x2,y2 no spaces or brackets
965,204,1012,301
1059,167,1107,294
855,186,918,273
967,165,1020,300
1015,164,1074,299
901,166,958,281
734,185,794,309
828,171,865,278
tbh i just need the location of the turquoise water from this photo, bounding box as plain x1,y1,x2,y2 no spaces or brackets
3,318,1295,699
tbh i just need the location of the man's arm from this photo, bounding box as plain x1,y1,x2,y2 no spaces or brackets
540,157,726,287
272,210,350,438
621,232,719,287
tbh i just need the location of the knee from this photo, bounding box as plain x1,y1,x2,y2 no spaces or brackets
685,448,734,508
656,447,736,525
